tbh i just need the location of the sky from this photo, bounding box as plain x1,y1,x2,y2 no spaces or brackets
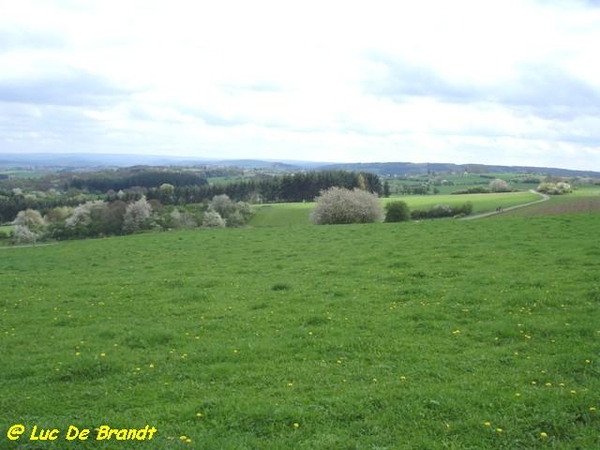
1,0,600,170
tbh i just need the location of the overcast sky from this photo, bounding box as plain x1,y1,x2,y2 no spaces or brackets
1,0,600,170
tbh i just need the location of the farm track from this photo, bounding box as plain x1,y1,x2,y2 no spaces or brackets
462,190,550,220
0,242,57,250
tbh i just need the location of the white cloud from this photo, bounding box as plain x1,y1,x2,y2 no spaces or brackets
0,0,599,170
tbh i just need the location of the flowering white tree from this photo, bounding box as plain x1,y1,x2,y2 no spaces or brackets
311,187,383,225
12,209,46,243
489,179,511,192
207,195,252,227
65,201,107,227
13,225,39,244
13,209,45,231
123,196,152,233
202,210,226,228
210,194,234,217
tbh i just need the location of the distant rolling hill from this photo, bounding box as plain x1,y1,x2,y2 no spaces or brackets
0,153,598,178
318,162,600,178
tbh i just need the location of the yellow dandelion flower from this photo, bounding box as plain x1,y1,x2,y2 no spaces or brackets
570,390,577,395
545,382,552,387
452,329,461,334
100,352,106,357
293,422,300,429
496,428,503,434
483,421,491,427
515,392,521,397
179,435,187,441
540,432,548,438
590,407,596,412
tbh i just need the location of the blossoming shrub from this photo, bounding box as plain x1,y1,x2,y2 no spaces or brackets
537,182,572,195
310,187,383,225
202,210,226,228
489,178,511,192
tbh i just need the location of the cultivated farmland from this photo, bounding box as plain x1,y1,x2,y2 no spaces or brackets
1,209,599,449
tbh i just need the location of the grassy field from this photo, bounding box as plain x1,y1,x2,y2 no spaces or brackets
251,203,315,227
250,191,542,227
1,208,600,449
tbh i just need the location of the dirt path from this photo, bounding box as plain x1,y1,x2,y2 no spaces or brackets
0,242,58,250
462,190,550,220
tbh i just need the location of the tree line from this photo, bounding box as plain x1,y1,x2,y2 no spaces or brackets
146,171,383,205
7,194,254,244
0,170,384,223
67,170,208,192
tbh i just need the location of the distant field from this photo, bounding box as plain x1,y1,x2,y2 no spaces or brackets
0,225,13,233
250,192,541,227
0,170,47,179
503,189,600,217
1,212,599,448
395,191,540,212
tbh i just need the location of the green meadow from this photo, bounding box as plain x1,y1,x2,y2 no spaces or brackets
250,191,541,227
1,202,600,449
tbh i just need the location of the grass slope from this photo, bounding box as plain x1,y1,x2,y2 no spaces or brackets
1,213,600,449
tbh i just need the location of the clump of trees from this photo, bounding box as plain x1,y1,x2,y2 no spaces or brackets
311,187,383,225
537,182,572,195
204,195,252,228
6,194,253,244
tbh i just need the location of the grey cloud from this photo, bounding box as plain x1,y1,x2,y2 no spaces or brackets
497,65,600,118
363,54,476,103
0,69,131,107
364,54,600,120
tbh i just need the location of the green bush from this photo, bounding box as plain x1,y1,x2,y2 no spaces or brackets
384,201,410,223
411,202,473,220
